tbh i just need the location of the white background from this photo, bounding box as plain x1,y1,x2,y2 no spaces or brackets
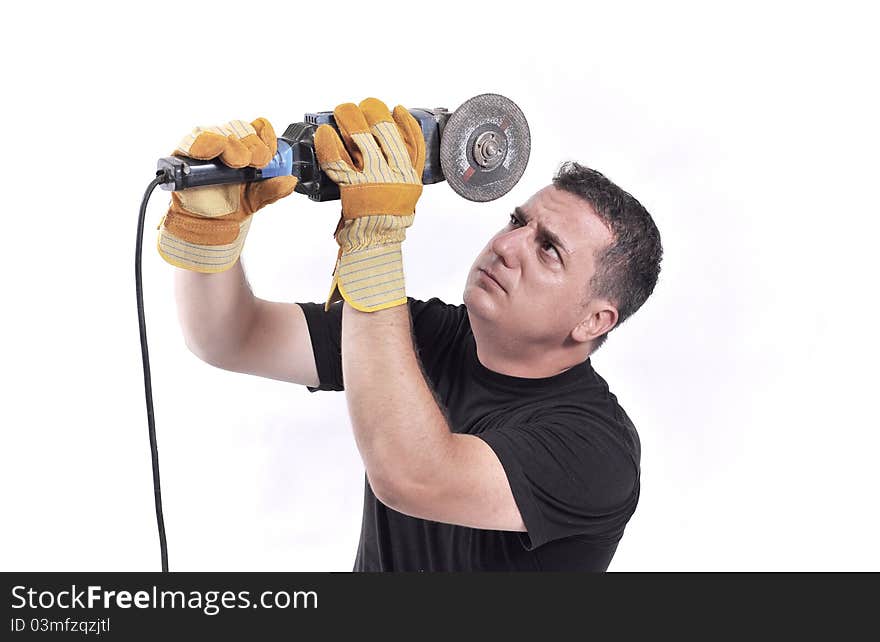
1,0,877,571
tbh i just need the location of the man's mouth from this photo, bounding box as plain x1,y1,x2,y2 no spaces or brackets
479,268,506,292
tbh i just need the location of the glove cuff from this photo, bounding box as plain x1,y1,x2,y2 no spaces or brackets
325,242,406,313
157,214,252,273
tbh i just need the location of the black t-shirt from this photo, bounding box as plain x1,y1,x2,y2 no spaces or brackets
298,297,641,571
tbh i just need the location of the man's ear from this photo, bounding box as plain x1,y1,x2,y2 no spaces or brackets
571,300,618,344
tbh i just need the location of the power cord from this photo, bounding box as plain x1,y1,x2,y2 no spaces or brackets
135,171,171,571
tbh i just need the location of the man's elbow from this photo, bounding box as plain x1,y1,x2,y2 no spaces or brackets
367,468,433,517
364,434,454,516
183,335,237,370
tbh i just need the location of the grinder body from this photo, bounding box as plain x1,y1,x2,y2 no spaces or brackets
158,108,450,201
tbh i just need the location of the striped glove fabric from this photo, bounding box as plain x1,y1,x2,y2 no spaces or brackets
157,118,298,273
314,98,426,312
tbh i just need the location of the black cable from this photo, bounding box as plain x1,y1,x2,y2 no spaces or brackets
136,172,170,572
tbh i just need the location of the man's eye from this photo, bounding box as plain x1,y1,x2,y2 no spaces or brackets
543,242,561,260
508,214,522,227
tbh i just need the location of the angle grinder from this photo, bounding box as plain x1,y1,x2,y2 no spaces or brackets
157,93,531,203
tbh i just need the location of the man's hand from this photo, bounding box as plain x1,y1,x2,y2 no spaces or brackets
314,98,426,312
157,118,298,273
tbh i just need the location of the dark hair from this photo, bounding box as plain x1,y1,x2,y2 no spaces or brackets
552,162,662,349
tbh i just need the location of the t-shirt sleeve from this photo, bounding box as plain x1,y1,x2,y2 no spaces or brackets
297,300,344,392
296,297,459,393
478,419,640,550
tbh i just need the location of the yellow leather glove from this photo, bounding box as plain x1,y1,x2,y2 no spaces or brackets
157,118,298,273
314,98,426,312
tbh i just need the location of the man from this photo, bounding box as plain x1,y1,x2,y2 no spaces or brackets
159,98,662,571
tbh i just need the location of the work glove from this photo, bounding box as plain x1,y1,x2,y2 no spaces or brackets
157,118,298,273
314,98,426,312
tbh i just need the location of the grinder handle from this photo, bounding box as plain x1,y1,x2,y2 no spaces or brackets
157,140,291,191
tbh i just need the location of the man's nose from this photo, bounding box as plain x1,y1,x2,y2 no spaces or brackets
491,225,532,268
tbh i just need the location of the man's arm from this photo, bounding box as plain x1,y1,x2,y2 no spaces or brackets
341,302,526,532
174,261,319,387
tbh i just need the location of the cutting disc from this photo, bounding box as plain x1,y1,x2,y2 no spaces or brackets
440,94,531,202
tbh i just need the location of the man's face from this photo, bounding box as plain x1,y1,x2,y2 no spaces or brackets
463,185,615,347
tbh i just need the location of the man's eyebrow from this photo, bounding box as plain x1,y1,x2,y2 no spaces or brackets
514,207,571,256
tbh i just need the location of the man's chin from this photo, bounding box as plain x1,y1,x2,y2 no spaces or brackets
463,283,501,318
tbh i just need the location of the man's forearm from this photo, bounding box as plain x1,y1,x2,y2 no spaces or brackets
173,260,259,363
340,302,454,500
